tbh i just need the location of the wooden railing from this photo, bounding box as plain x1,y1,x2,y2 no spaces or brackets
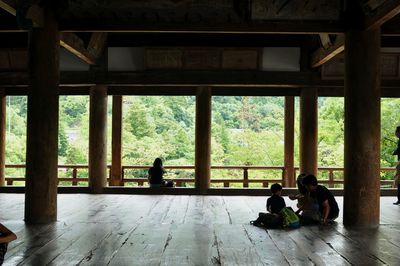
2,164,397,188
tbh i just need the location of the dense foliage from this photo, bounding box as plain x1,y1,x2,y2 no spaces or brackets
4,95,400,185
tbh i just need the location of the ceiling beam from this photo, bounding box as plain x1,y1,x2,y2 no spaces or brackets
58,20,345,34
0,2,95,65
0,0,16,16
0,70,329,87
87,32,107,60
365,0,400,30
311,35,344,68
59,32,96,65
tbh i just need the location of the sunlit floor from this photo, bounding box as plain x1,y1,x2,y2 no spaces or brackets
1,194,399,265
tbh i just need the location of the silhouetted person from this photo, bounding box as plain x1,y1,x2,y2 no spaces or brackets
0,223,17,265
302,174,339,225
250,183,285,227
148,158,173,188
289,173,320,224
267,183,286,214
392,126,400,205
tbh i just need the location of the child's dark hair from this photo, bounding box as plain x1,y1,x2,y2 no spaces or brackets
302,174,318,186
270,183,282,194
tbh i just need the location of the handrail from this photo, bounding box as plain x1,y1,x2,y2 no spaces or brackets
2,164,397,188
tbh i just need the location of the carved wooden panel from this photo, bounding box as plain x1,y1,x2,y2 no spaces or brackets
222,49,260,69
183,49,220,69
251,0,341,20
9,50,28,70
322,53,400,79
381,54,399,78
64,0,244,22
145,48,183,69
145,47,260,70
0,50,9,70
321,55,345,79
0,49,28,70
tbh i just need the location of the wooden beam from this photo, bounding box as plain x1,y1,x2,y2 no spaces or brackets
284,96,295,187
319,33,332,49
0,70,321,87
25,8,59,223
0,0,16,16
344,27,381,227
311,35,344,68
111,95,122,186
89,85,108,194
87,32,107,60
195,87,212,194
365,0,400,30
300,88,318,176
59,32,96,65
0,1,95,64
59,20,345,34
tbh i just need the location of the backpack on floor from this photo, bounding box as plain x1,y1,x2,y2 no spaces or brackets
252,212,282,228
280,207,300,229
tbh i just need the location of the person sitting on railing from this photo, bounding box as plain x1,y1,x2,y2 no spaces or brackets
148,158,174,188
0,223,17,265
302,174,339,225
392,126,400,205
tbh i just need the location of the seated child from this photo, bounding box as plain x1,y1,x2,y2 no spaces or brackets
0,223,17,265
250,183,286,227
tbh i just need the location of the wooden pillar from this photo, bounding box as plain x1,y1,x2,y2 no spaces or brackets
89,85,108,193
300,88,318,176
25,9,59,223
344,28,381,227
195,87,212,194
0,89,5,187
111,95,122,186
284,96,295,187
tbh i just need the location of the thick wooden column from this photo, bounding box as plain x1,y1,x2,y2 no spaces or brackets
284,96,295,187
25,9,59,223
300,88,318,176
0,89,5,187
195,87,212,194
111,95,122,186
89,85,108,193
344,28,381,227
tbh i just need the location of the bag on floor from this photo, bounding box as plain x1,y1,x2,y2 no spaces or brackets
252,212,282,228
280,207,300,229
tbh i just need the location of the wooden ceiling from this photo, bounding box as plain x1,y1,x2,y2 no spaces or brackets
2,0,400,97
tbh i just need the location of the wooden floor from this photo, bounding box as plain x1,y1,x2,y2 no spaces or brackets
1,194,400,266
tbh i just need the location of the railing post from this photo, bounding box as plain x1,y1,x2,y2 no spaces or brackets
121,166,125,186
243,168,249,188
224,181,229,188
281,168,286,186
329,169,334,188
72,168,78,186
